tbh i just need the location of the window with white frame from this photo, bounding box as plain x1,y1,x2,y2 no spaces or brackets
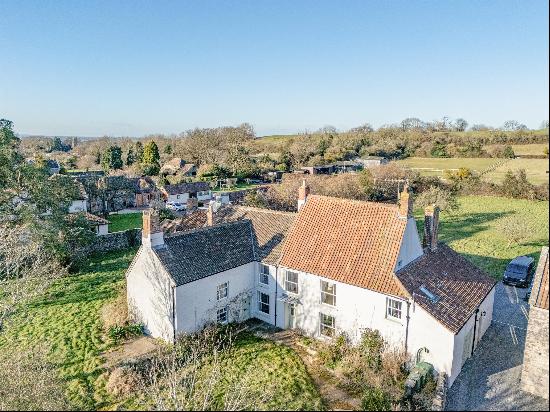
259,264,270,285
258,291,270,314
320,280,336,306
285,270,299,294
319,313,335,337
217,282,228,301
217,306,228,323
386,298,402,320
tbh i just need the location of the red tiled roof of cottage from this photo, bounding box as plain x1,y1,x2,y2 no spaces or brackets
162,210,207,233
279,195,409,297
530,247,549,310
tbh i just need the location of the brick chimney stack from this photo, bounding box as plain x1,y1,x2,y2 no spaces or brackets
398,184,413,218
186,197,198,212
423,204,440,251
207,201,216,226
142,209,164,248
298,179,310,211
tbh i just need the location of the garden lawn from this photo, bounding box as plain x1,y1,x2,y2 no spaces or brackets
108,213,143,232
0,249,137,410
415,196,549,279
211,332,324,410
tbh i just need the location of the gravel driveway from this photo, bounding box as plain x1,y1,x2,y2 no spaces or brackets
447,282,549,411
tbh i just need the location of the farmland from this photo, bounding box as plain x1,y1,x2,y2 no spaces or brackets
417,195,549,278
398,157,549,184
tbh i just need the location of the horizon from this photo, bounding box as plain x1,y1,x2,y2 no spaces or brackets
1,0,549,137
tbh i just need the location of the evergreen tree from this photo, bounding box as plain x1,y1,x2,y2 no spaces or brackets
101,145,123,172
141,141,160,176
126,147,136,166
135,141,144,163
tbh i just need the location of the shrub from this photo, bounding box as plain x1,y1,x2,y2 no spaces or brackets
359,329,385,370
503,145,515,158
108,323,144,344
361,386,392,411
318,333,350,368
415,185,459,212
106,366,141,396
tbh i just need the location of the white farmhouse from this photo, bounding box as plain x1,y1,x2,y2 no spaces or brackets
126,182,496,386
160,182,212,205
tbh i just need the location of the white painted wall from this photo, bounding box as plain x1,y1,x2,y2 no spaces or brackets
407,304,456,380
395,217,424,270
126,247,175,341
69,199,87,213
97,223,109,235
449,286,495,385
197,191,212,202
175,262,256,334
167,193,189,204
275,267,407,347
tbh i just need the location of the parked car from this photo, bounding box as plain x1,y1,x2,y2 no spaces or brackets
166,202,185,212
503,256,535,288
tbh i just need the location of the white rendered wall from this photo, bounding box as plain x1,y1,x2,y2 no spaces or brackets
449,286,495,386
197,191,212,202
69,199,88,213
175,262,256,334
275,267,408,347
126,246,175,341
167,193,189,203
395,217,424,270
407,304,456,380
97,224,109,235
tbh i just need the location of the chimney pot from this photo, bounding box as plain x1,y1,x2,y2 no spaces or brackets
423,204,440,251
398,184,413,218
298,179,310,211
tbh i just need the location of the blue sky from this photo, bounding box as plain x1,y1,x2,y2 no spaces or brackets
1,0,548,137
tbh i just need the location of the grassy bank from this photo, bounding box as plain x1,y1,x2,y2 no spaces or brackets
0,249,138,409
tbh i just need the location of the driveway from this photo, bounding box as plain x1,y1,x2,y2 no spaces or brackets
447,282,549,411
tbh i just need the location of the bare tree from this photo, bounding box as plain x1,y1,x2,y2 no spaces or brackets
0,224,65,330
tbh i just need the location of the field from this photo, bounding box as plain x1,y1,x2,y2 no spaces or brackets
398,157,549,184
108,213,143,232
483,158,549,185
484,143,549,157
0,249,322,410
416,196,549,278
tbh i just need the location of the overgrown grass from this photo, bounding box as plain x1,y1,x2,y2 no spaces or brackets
0,249,138,410
415,196,549,278
108,213,143,232
213,332,324,410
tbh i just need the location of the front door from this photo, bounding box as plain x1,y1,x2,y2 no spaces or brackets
241,296,251,321
286,303,296,329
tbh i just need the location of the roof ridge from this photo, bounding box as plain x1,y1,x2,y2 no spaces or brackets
225,205,297,216
307,194,399,210
164,219,248,239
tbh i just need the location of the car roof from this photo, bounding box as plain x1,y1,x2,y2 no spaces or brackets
509,256,535,267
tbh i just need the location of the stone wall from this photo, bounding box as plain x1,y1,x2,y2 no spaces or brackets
521,307,549,399
78,229,142,255
431,372,448,411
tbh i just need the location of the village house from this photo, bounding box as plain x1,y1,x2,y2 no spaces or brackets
126,182,496,387
68,180,110,235
160,182,212,205
160,157,197,177
521,246,549,399
358,156,389,168
134,177,161,207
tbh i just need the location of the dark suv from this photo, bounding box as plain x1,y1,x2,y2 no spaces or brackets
503,256,535,288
